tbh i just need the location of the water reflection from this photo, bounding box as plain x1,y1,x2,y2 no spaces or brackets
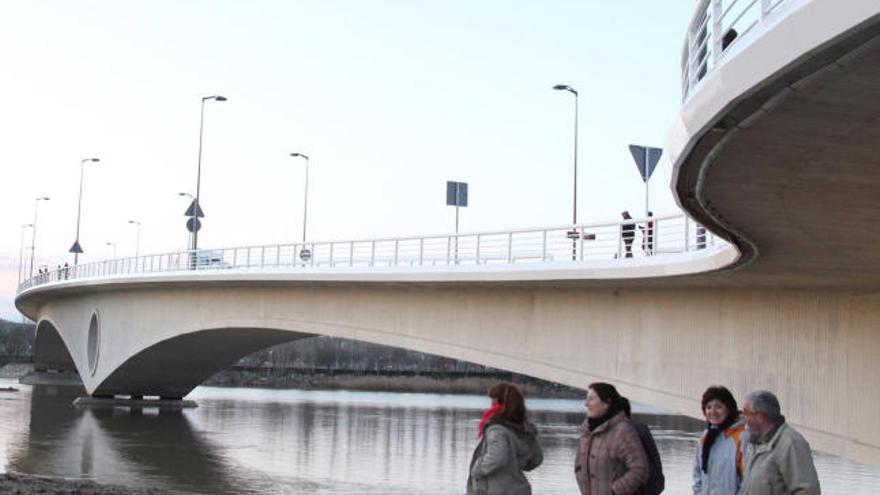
1,382,879,494
7,384,251,493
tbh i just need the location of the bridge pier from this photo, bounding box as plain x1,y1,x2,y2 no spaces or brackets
73,396,197,409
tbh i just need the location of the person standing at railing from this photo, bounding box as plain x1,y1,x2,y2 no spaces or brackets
696,226,707,250
639,212,655,256
621,211,636,258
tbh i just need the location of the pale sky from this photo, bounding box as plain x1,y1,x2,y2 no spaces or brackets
0,1,696,319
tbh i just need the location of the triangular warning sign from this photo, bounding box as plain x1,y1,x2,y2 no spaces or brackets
184,200,205,218
628,145,663,182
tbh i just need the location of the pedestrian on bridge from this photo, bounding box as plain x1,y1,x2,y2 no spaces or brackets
575,382,649,495
740,390,820,495
692,385,749,495
621,211,636,258
467,382,543,495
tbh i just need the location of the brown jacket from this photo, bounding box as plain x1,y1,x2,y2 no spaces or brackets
575,411,649,495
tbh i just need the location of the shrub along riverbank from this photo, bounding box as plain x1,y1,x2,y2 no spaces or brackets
1,363,584,398
204,367,585,398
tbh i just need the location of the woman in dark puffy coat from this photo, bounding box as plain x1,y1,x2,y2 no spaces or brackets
574,382,649,495
467,383,543,495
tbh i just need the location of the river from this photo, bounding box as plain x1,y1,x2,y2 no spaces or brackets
0,379,878,494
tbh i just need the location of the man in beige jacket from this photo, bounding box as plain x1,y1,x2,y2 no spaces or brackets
741,390,821,495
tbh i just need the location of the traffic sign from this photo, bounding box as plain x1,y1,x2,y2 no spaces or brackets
68,241,83,254
446,181,468,207
184,200,205,218
628,145,663,182
186,218,202,233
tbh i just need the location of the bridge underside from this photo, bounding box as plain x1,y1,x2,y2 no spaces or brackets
94,328,311,398
675,17,880,287
26,284,880,466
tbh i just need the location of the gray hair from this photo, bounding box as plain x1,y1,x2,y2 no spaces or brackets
745,390,784,423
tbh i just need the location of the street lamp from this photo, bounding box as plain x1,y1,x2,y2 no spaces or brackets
18,223,33,284
105,241,117,259
290,152,311,243
128,220,141,258
69,157,101,265
29,196,50,279
553,84,579,260
178,192,194,250
191,95,227,252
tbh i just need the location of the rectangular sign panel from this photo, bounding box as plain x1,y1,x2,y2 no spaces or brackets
446,181,468,207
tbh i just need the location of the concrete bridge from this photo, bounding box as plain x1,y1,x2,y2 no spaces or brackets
15,0,880,466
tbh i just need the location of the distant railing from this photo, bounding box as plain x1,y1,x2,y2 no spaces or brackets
17,214,725,292
681,0,788,100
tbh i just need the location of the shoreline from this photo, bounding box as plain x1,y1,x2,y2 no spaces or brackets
1,364,584,399
202,368,584,398
0,472,171,495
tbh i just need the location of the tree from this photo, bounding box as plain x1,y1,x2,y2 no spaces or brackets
0,319,35,357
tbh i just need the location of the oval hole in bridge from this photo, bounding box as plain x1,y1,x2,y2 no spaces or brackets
87,312,100,376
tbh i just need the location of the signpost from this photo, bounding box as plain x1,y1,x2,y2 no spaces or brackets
184,200,205,269
628,145,662,218
446,181,468,263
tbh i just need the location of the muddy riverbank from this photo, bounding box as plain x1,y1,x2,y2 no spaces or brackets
0,473,171,494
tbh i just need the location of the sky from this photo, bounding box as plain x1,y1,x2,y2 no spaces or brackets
0,1,696,320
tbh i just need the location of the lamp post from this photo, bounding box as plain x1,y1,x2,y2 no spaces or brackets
128,220,141,258
191,95,227,252
289,152,311,243
105,241,117,259
178,192,194,250
18,223,33,284
553,84,579,260
69,157,100,265
29,196,50,279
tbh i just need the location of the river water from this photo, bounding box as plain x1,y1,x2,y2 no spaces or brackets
1,380,879,494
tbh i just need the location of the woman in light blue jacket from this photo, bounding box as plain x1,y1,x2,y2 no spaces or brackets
693,386,749,495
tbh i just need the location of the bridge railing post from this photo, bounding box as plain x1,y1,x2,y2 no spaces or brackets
711,0,722,66
476,234,482,265
542,230,548,262
760,0,771,19
685,216,691,252
507,233,513,263
370,241,376,267
579,227,585,261
393,240,399,266
350,241,355,267
654,220,661,255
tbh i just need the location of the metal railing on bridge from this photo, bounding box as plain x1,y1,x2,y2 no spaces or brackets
681,0,789,100
18,214,724,292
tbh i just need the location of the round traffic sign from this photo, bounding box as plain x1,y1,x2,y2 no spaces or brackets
186,218,202,233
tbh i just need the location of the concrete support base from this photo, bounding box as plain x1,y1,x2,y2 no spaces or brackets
72,396,197,408
19,370,83,387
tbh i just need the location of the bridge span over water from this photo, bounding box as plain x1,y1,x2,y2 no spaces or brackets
16,0,880,466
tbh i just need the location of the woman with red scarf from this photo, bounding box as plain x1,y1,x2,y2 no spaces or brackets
477,383,505,438
467,383,543,495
